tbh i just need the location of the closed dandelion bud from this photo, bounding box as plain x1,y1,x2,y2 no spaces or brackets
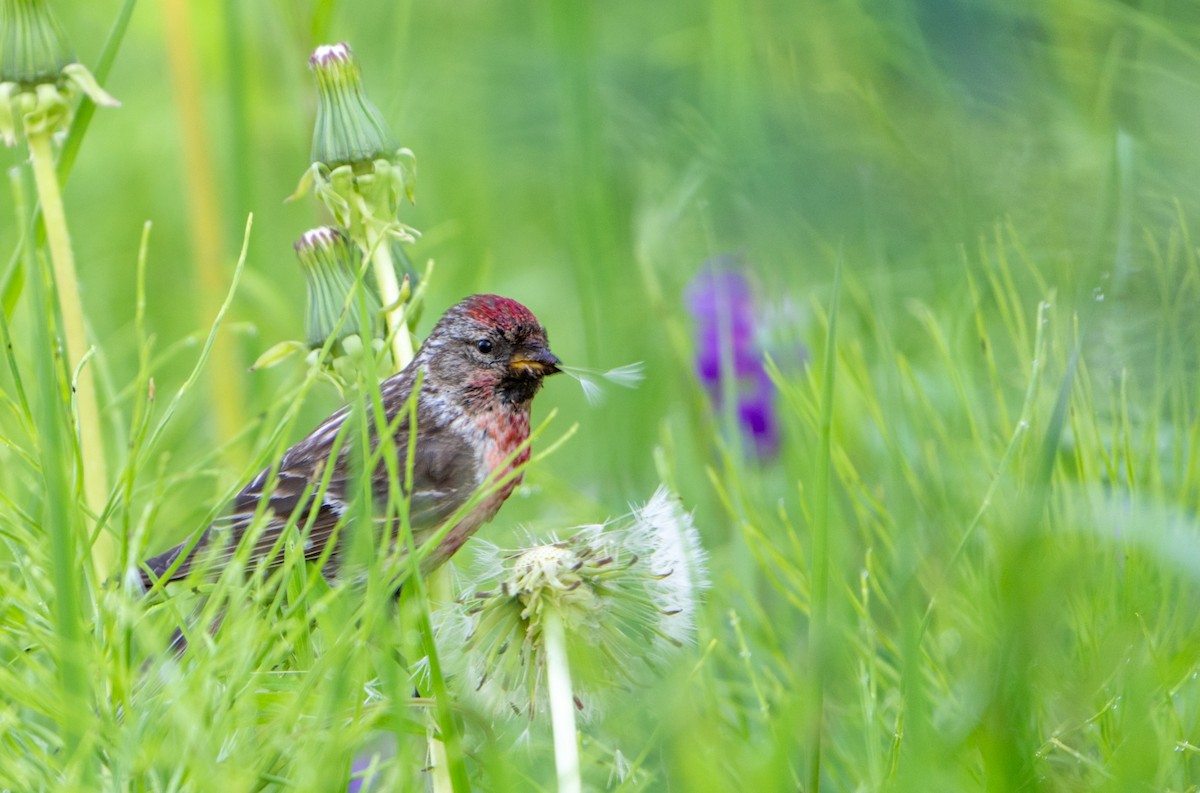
309,42,396,168
1,0,72,84
0,0,118,146
294,42,417,246
294,226,381,349
447,488,708,719
251,227,386,393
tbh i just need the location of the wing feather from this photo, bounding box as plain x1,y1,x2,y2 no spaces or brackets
140,387,481,590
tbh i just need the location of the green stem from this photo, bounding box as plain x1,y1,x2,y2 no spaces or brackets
27,127,113,575
12,158,95,785
378,379,470,793
408,554,470,793
544,608,581,793
807,258,842,793
426,563,454,793
426,720,454,793
366,226,412,370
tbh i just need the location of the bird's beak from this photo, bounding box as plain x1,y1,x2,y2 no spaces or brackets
509,347,562,377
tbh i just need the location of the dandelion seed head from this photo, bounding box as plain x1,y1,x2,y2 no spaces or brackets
510,544,575,587
441,489,708,720
627,487,709,645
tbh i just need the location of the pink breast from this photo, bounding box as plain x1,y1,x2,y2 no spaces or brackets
427,408,532,569
480,407,532,500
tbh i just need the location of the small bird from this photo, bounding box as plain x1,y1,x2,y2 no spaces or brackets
139,294,560,590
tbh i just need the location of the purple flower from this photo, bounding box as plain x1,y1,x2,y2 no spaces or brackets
347,751,378,792
737,379,780,458
685,259,781,458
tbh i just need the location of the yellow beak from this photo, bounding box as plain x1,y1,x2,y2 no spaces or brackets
508,349,562,376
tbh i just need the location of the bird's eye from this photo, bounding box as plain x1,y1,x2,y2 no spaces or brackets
476,338,494,354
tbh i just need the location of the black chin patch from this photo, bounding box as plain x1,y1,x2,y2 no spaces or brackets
498,374,543,405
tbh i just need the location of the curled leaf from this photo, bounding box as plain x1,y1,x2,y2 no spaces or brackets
250,339,307,371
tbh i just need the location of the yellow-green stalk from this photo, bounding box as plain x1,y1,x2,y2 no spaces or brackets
1,0,119,574
11,155,97,785
296,41,447,783
162,0,249,465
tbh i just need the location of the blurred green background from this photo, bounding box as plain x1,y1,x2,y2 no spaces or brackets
7,0,1196,537
4,0,1200,790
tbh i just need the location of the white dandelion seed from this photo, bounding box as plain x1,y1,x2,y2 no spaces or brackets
560,362,646,406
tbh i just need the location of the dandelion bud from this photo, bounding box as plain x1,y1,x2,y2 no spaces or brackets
294,43,417,246
309,42,396,168
1,0,72,84
251,227,386,394
294,226,381,348
0,0,118,146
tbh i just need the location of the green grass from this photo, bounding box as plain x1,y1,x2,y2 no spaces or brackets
3,0,1200,790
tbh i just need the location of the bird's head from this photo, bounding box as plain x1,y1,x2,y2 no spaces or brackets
422,294,561,407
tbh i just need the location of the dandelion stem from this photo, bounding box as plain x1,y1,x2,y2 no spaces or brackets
13,157,96,783
366,226,412,370
427,721,454,793
427,560,454,793
26,126,112,574
544,608,582,793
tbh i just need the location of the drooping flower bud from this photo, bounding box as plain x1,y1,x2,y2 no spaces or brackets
308,42,396,168
0,0,118,146
251,227,386,394
292,42,417,246
294,226,381,348
1,0,72,83
445,488,708,719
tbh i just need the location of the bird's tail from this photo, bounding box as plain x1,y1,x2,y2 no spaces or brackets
138,530,214,592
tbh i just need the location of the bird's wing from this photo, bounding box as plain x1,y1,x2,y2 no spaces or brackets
138,465,347,589
267,398,481,534
139,397,481,589
382,417,482,532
